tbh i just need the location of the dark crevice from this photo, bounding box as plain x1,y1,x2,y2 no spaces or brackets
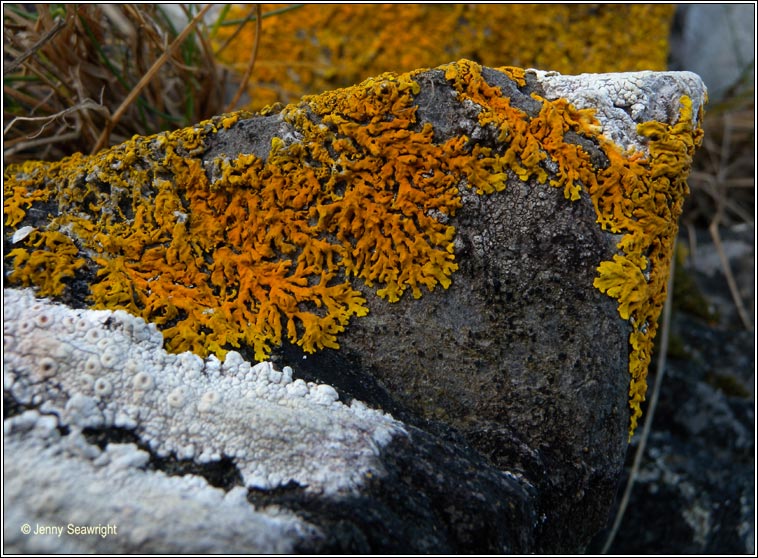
80,425,244,491
6,389,245,492
149,453,244,490
247,425,536,554
3,392,34,420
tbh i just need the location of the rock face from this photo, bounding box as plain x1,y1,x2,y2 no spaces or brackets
4,409,316,554
3,61,706,553
669,4,755,101
3,288,535,554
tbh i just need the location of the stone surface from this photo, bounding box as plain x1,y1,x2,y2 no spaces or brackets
530,69,705,150
3,289,537,553
3,288,404,495
3,62,707,553
213,5,675,111
3,410,317,554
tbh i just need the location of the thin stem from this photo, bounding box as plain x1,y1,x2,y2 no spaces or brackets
224,4,261,112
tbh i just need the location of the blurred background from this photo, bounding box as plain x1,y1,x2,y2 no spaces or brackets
3,3,755,553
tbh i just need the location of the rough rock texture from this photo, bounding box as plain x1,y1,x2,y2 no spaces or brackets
3,289,536,553
3,62,706,553
3,410,317,554
3,288,403,495
530,69,706,150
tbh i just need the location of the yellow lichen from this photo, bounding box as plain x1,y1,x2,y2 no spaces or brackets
4,60,702,438
215,4,675,111
7,230,87,297
3,160,55,227
592,96,703,437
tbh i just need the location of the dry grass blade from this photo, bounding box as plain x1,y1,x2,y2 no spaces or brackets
709,221,754,331
90,4,213,154
3,97,108,136
601,243,678,553
682,81,754,332
3,5,229,164
3,14,65,75
224,5,261,113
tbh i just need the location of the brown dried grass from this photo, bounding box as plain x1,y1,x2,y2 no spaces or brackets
3,4,240,163
684,87,755,229
683,84,755,331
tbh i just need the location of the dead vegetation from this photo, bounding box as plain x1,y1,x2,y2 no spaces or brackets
683,82,755,331
2,4,261,163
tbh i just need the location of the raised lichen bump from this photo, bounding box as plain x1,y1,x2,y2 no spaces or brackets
3,61,704,438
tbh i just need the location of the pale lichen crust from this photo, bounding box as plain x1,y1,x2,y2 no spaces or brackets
4,410,317,553
3,287,403,494
3,60,705,437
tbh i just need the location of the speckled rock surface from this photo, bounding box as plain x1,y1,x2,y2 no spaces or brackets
274,67,704,551
3,288,404,495
3,64,707,553
3,288,536,553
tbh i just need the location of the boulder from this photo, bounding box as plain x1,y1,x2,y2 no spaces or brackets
3,60,706,552
669,4,755,101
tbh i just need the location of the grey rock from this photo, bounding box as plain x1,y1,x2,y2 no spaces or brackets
3,288,404,495
3,410,317,554
597,321,754,554
3,287,537,553
3,64,707,553
591,223,755,554
530,69,705,150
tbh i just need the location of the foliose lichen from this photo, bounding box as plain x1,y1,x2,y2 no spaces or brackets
3,60,704,436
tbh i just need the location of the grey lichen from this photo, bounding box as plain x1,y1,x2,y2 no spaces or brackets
3,287,404,495
3,409,319,553
529,69,706,151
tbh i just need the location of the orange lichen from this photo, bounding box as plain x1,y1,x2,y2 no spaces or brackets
592,96,704,436
4,60,702,438
3,160,55,227
215,4,675,111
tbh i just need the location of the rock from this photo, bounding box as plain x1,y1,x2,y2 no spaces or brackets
3,60,706,552
669,4,755,101
2,288,403,495
212,5,676,111
3,409,316,554
3,289,535,553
